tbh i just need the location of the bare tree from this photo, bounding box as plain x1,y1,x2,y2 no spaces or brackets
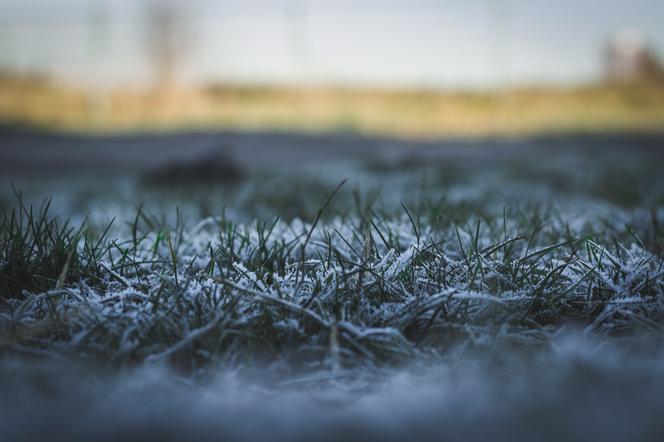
144,0,188,89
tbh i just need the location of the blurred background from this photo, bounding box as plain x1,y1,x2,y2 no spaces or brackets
1,0,664,136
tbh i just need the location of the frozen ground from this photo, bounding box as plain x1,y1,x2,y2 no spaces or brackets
3,337,664,442
1,129,664,441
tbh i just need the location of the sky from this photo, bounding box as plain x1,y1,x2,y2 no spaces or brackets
0,0,663,89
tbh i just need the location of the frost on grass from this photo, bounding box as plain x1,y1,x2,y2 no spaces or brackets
1,152,664,441
1,187,663,373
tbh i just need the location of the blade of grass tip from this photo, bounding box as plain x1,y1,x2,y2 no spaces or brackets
357,212,378,261
297,179,347,284
330,226,361,258
455,226,470,270
522,221,542,260
516,221,542,278
518,239,578,263
369,218,390,250
167,233,179,287
363,222,374,262
480,235,524,258
132,203,144,250
625,225,646,250
84,218,115,274
93,217,115,253
55,222,86,290
55,245,76,290
401,203,420,246
99,262,131,288
473,218,481,255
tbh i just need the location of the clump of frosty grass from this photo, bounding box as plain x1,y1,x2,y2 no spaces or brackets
2,183,663,371
1,174,663,441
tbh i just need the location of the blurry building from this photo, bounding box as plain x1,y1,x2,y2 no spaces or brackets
604,29,664,84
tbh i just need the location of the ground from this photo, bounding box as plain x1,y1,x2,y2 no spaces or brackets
1,129,664,441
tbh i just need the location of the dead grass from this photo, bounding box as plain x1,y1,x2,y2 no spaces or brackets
2,73,664,136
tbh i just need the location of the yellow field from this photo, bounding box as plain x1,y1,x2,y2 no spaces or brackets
2,73,664,137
